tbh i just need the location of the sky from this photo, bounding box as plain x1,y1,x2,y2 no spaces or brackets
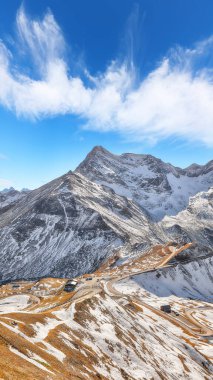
0,0,213,190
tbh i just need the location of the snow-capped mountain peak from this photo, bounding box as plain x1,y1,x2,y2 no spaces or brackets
76,146,213,220
0,147,212,281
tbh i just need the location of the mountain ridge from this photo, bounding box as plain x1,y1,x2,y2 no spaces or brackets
0,170,162,281
76,146,213,220
77,145,213,174
0,146,212,281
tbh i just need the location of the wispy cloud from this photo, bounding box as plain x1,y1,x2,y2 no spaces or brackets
0,7,213,146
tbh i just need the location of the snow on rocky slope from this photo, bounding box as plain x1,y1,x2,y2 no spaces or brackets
161,187,213,249
117,255,213,301
0,262,212,380
76,146,213,220
0,187,29,213
0,147,212,281
0,171,161,281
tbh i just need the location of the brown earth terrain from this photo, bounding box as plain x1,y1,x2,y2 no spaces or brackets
0,243,212,380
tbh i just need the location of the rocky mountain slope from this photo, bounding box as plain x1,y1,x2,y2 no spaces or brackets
161,187,213,250
0,171,161,281
0,146,212,281
0,147,212,379
0,187,29,213
125,255,213,301
76,146,213,220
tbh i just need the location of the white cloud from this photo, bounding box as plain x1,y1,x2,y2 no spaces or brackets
0,7,213,145
16,6,65,74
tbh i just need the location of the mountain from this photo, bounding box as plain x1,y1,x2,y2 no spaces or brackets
76,146,213,220
0,146,212,281
0,147,212,379
0,187,29,213
161,187,213,250
0,171,161,281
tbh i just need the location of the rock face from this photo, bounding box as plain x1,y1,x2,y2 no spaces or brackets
0,146,212,280
76,146,213,220
0,172,159,281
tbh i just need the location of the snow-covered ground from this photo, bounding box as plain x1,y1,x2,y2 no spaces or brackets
128,256,213,301
0,295,30,313
0,268,212,380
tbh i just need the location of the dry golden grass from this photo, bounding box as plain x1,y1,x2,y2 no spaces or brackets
0,242,210,379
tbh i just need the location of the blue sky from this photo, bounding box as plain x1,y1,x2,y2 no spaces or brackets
0,0,213,190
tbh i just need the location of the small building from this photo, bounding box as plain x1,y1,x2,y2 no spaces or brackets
160,304,171,313
64,279,78,292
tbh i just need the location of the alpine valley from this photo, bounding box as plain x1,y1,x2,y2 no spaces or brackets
0,146,212,380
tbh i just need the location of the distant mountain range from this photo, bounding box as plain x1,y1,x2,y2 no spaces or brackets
0,146,212,280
